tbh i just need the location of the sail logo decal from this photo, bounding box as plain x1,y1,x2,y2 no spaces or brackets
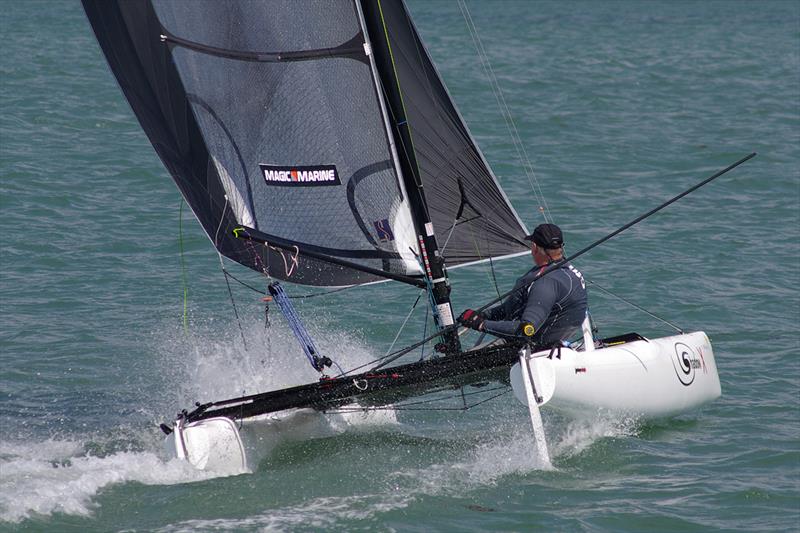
672,342,702,386
373,219,395,242
260,164,340,187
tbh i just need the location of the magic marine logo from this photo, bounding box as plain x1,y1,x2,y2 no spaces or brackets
260,164,340,187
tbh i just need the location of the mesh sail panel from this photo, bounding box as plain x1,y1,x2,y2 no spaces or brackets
84,0,421,286
153,0,359,53
363,0,530,265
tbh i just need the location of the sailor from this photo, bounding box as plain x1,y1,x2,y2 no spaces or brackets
458,223,588,347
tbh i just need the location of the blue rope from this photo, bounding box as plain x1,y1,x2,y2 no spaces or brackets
269,282,340,373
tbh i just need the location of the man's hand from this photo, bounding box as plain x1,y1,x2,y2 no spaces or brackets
458,309,485,331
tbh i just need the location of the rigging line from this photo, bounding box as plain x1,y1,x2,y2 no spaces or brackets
587,280,684,333
269,282,342,373
219,255,248,351
362,151,758,356
341,328,432,375
267,244,300,278
439,216,459,254
488,255,501,298
470,152,760,313
457,0,548,219
459,2,543,206
244,238,272,282
347,384,509,409
464,213,498,294
288,286,356,299
178,199,189,334
213,195,228,249
419,299,429,361
223,269,267,295
367,324,451,372
380,290,425,359
225,263,356,300
341,252,449,375
457,0,552,223
214,196,248,349
327,387,511,413
336,287,431,375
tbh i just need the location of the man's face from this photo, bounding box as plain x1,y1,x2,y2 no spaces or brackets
531,242,553,266
531,242,542,264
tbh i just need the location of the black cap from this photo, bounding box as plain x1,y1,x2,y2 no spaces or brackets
524,223,564,249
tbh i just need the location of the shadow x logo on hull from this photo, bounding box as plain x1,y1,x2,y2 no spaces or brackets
260,164,340,187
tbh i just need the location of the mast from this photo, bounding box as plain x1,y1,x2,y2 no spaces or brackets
357,0,460,353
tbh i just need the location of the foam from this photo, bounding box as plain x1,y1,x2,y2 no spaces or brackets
550,412,641,458
0,439,215,523
388,411,642,497
156,317,379,408
0,320,396,523
153,493,412,532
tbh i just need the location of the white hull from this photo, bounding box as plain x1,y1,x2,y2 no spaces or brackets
510,331,721,418
164,407,396,474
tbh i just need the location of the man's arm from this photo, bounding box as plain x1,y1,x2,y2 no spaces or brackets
483,272,533,322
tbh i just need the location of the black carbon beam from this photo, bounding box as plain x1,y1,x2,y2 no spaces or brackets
182,342,523,424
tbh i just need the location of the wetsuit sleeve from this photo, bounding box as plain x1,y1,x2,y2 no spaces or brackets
519,276,560,333
483,276,559,339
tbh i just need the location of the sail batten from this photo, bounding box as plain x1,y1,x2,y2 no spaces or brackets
161,30,368,64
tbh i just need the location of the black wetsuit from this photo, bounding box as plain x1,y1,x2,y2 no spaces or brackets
483,261,588,346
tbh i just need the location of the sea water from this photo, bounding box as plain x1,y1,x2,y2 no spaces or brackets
1,1,798,531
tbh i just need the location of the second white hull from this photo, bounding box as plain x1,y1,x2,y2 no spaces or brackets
510,331,721,418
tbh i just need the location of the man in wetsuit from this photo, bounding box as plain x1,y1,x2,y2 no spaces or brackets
458,223,588,347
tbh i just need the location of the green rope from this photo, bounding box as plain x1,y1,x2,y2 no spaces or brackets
179,199,189,334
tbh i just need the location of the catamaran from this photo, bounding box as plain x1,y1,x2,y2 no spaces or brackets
82,0,748,473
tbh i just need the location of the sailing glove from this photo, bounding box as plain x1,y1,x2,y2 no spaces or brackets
458,309,485,331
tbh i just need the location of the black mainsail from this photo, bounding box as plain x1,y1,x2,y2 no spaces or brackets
82,0,528,289
83,0,532,419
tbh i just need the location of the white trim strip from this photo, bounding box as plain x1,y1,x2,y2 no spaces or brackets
445,250,530,272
